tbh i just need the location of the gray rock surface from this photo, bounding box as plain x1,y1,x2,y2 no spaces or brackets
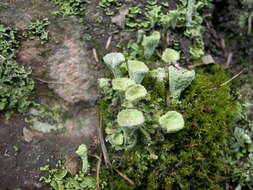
47,37,98,104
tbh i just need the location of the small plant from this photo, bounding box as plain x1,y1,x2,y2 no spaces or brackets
0,25,19,57
100,64,238,189
49,0,84,16
0,25,34,118
26,18,50,43
40,144,96,190
99,31,191,151
98,0,121,16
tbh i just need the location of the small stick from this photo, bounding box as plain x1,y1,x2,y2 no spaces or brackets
220,69,245,87
225,52,233,68
0,54,6,60
34,77,71,85
114,168,135,185
93,48,99,63
96,155,101,190
91,152,135,185
96,108,111,167
105,36,112,49
210,69,245,91
188,62,214,69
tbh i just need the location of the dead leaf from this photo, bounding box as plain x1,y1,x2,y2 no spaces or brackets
112,8,129,28
195,157,206,161
65,153,81,176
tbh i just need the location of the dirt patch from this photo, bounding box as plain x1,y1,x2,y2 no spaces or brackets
0,115,55,189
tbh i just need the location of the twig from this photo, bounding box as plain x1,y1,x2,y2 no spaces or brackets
90,154,102,162
0,54,6,60
210,69,245,91
248,12,253,35
220,69,245,87
105,36,112,49
114,168,135,185
93,48,99,63
225,52,233,68
96,109,135,185
96,108,111,167
188,61,214,69
34,77,71,85
96,155,101,190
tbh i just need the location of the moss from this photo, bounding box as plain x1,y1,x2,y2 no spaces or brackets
100,65,238,189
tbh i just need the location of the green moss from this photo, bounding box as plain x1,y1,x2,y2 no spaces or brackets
100,65,238,189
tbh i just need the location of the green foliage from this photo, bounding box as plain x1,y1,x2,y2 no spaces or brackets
100,0,216,60
0,59,34,117
49,0,83,16
40,161,96,190
225,91,253,188
0,25,34,118
0,25,19,57
26,18,50,43
100,65,238,189
98,0,121,16
238,0,253,35
99,0,120,8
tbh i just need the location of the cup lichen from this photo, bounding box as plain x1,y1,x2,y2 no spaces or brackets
128,60,149,84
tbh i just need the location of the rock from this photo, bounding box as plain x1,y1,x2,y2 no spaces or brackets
64,108,98,146
47,38,98,104
201,54,215,65
17,39,48,77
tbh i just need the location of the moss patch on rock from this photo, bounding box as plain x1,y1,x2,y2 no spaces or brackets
99,65,238,190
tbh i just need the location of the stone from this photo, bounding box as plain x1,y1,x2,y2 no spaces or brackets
63,108,99,146
47,37,98,104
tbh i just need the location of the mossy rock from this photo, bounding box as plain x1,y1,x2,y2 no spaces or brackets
99,65,238,190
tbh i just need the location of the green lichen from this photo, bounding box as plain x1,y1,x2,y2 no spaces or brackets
26,18,50,44
0,25,34,118
49,0,84,16
76,144,89,174
40,161,96,190
100,65,238,189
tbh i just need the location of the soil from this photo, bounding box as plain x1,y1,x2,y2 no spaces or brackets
0,0,252,189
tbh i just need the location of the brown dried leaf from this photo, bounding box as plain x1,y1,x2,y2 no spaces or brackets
112,8,129,28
